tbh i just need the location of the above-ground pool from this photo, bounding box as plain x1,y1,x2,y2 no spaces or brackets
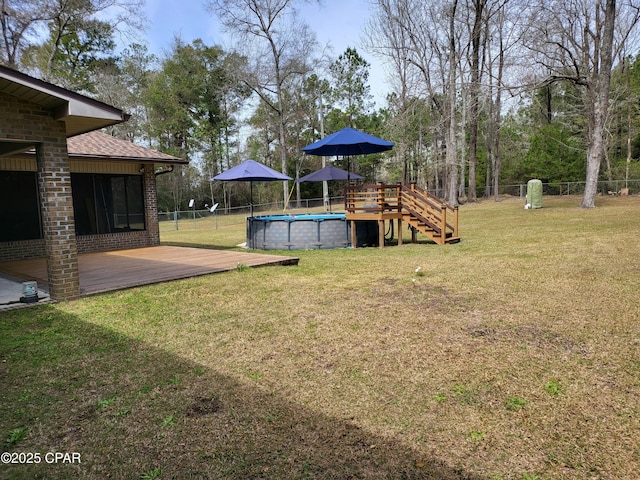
247,213,351,250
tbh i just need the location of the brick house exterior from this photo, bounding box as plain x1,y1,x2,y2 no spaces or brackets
0,66,186,300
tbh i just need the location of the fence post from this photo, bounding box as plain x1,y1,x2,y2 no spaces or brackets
174,210,178,230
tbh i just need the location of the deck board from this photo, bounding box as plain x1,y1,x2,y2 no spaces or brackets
0,246,299,296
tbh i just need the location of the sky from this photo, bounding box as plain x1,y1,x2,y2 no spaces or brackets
141,0,390,105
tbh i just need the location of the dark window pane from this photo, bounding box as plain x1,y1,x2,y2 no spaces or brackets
71,173,97,235
110,176,127,230
0,171,41,241
126,176,145,230
71,173,145,235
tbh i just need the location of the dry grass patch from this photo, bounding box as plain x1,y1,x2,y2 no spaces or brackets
1,195,639,479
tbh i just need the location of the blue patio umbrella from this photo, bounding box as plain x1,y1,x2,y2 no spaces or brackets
296,165,364,183
301,127,394,181
211,159,291,216
301,127,394,157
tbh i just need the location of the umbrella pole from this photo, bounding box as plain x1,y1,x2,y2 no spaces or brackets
248,181,253,249
250,181,254,217
322,155,329,212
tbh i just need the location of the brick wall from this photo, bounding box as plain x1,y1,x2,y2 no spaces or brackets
143,165,160,247
76,231,152,254
0,239,45,262
1,93,80,300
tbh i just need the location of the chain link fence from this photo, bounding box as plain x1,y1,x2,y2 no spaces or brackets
158,196,346,232
485,179,640,198
159,180,639,232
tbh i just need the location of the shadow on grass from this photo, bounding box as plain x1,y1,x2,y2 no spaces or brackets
0,305,479,479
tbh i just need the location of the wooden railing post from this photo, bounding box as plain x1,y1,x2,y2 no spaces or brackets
344,185,349,212
440,204,447,245
377,182,385,211
453,205,459,238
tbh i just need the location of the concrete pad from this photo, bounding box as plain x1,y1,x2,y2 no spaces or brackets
0,276,50,308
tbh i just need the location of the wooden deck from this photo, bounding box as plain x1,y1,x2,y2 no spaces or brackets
0,246,299,297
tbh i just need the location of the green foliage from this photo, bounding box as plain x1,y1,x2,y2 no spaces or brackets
5,427,28,448
140,467,162,479
144,40,247,160
520,123,585,183
97,396,117,410
505,396,527,411
468,430,486,441
329,48,374,130
143,39,251,210
160,415,175,427
451,384,479,405
21,17,116,91
544,381,563,396
522,473,550,480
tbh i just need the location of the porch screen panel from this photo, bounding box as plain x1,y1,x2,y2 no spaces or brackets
125,176,145,230
72,173,145,235
0,171,41,241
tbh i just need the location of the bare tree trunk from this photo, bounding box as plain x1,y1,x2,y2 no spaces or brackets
468,0,486,202
492,8,505,202
582,0,616,208
459,87,467,199
446,0,459,206
626,56,632,188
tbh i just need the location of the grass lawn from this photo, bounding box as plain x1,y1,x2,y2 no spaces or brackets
1,195,639,479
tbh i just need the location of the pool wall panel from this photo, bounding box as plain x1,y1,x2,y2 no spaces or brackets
247,214,351,250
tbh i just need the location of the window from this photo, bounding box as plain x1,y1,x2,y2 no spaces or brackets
72,174,145,235
0,171,42,241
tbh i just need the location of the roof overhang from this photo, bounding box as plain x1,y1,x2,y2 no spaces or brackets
0,65,129,138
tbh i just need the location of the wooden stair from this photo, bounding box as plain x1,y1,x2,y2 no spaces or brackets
345,183,460,247
400,184,460,245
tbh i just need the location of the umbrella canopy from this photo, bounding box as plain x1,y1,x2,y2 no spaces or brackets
297,165,364,183
301,127,394,157
211,159,292,216
211,159,291,182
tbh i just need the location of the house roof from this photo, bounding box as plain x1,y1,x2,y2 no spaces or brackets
0,64,129,137
67,131,187,165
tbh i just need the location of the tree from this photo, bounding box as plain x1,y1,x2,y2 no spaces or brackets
206,0,318,204
22,16,116,91
329,47,374,129
365,0,413,183
2,0,144,75
444,0,460,206
93,43,158,143
526,0,640,207
142,38,250,211
367,0,463,202
466,0,488,202
607,52,640,184
0,0,50,67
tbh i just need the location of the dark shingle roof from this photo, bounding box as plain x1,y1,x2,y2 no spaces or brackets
67,131,187,164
